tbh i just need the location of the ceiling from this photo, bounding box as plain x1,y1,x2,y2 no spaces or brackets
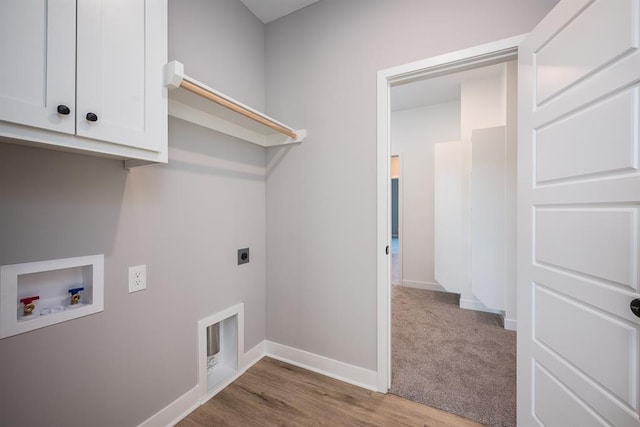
240,0,321,24
391,63,506,112
238,1,505,112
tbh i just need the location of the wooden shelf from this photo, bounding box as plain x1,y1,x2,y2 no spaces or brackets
164,61,306,147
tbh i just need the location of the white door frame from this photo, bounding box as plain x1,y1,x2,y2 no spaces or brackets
376,34,525,391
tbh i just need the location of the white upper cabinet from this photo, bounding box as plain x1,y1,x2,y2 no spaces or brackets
0,0,167,164
0,0,76,135
76,0,165,153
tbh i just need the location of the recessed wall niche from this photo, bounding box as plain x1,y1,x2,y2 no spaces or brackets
0,254,104,339
198,302,244,403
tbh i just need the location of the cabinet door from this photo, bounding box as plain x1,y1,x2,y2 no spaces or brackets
76,0,165,153
0,0,76,135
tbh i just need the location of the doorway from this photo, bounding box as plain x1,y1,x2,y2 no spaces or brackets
387,59,518,426
375,34,524,404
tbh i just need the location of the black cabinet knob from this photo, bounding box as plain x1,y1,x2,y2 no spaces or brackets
86,112,98,122
57,105,70,115
631,298,640,318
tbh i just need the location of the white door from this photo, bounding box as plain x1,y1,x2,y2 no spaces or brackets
76,0,164,152
518,0,640,425
0,0,76,135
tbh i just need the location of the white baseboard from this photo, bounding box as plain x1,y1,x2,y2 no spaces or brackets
504,318,517,331
139,339,380,426
459,298,502,315
265,340,378,392
138,385,200,427
138,341,266,427
401,280,446,292
243,340,266,369
200,340,267,405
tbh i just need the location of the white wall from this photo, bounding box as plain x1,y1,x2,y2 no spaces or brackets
457,67,508,311
0,1,267,425
461,71,507,142
471,126,508,310
390,101,460,290
265,0,559,371
434,140,465,294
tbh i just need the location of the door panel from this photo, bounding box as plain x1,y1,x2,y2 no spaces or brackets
535,0,637,105
0,0,76,134
535,284,637,407
536,88,638,184
534,363,609,427
519,0,640,425
535,208,638,289
533,343,640,427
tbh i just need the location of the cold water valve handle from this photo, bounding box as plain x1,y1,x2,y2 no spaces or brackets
68,287,84,305
20,296,40,316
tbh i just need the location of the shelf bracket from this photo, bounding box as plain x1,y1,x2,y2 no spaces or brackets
164,60,185,89
163,61,306,146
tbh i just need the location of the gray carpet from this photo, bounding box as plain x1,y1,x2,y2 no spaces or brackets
390,286,516,427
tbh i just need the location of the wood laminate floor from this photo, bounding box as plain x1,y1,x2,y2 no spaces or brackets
179,357,483,427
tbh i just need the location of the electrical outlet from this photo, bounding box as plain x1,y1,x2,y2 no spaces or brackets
237,248,250,265
128,264,147,293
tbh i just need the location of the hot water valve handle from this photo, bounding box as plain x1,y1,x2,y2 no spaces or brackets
20,296,40,316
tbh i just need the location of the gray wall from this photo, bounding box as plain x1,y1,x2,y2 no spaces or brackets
0,1,266,426
264,0,559,370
